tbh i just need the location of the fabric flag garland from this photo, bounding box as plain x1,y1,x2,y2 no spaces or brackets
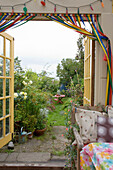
44,13,112,106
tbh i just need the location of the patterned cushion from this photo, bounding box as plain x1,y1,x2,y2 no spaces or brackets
97,116,113,142
75,109,105,144
108,106,113,117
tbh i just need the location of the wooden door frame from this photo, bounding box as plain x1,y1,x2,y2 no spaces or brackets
0,32,14,148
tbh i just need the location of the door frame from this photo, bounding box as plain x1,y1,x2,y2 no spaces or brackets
0,32,14,148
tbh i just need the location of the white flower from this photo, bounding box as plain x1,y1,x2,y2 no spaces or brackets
14,93,18,98
29,80,33,84
22,81,27,86
0,64,3,67
0,71,2,74
23,75,25,78
20,92,24,95
24,92,27,96
24,95,27,100
25,77,28,80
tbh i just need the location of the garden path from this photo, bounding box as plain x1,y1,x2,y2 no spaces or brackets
0,126,68,156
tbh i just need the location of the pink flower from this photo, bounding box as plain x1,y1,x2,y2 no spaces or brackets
66,128,68,131
62,134,64,137
70,100,72,103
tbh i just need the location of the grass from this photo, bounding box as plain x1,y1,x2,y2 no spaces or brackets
0,149,14,154
52,150,65,156
47,103,66,126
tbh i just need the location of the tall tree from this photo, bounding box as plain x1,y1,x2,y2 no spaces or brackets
75,34,84,78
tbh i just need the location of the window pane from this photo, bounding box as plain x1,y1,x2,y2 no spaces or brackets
6,59,10,76
0,120,3,138
0,58,3,76
0,100,3,118
0,79,3,97
6,117,10,134
6,79,10,96
0,36,4,56
6,39,10,58
6,98,10,115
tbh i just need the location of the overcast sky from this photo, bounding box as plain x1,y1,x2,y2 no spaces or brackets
6,21,79,78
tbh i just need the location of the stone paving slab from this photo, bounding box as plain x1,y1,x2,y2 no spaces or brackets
5,153,19,162
51,155,66,160
0,153,8,162
17,152,51,162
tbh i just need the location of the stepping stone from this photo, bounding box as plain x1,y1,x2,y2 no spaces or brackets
17,152,51,162
0,153,8,162
5,153,18,162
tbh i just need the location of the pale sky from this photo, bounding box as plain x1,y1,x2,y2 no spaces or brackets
6,21,79,78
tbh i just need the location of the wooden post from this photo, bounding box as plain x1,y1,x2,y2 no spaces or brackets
91,40,95,106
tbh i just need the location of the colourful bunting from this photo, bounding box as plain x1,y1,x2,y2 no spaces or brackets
41,0,46,6
54,5,56,13
23,5,27,15
90,5,94,11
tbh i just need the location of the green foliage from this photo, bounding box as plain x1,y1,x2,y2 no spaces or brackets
51,135,57,140
52,150,64,156
14,57,57,132
63,102,79,169
37,71,59,95
57,58,78,86
14,57,25,92
56,34,84,105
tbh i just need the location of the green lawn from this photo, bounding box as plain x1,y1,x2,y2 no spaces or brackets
47,103,66,126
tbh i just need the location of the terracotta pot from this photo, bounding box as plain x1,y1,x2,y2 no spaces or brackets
34,128,46,136
27,132,33,139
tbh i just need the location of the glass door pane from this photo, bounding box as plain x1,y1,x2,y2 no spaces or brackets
6,117,10,135
6,39,10,58
0,79,3,97
6,59,10,77
0,58,3,76
0,120,3,138
0,100,3,118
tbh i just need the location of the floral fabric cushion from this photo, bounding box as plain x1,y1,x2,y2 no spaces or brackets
75,109,105,144
97,116,113,142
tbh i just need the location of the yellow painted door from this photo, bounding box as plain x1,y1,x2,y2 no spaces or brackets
84,38,91,105
0,32,14,148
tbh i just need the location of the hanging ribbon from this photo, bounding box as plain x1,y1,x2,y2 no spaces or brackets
44,13,112,106
0,12,37,33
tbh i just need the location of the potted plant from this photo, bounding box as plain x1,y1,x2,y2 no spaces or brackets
34,113,47,136
21,115,37,139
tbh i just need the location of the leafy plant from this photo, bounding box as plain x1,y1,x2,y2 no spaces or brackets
35,114,47,130
63,102,79,169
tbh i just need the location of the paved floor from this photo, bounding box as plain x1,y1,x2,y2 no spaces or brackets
0,126,69,168
0,152,67,167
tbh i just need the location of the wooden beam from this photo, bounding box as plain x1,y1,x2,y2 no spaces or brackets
91,40,95,106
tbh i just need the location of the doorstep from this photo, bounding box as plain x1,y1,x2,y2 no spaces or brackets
0,152,69,169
